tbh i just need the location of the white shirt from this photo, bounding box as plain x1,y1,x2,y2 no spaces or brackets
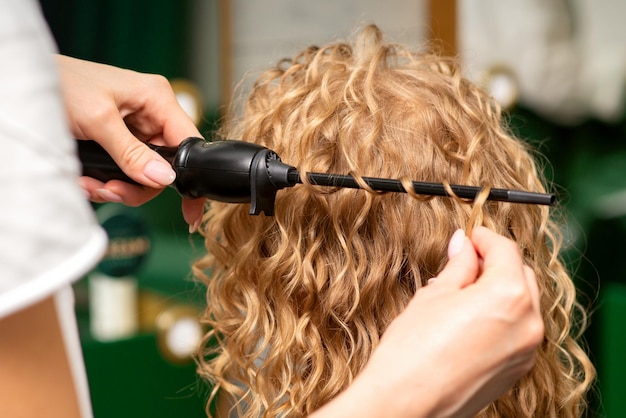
0,0,106,318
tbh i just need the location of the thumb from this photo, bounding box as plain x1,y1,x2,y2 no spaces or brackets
432,229,480,289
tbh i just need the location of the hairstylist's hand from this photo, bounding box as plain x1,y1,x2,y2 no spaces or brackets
311,226,544,418
56,55,205,231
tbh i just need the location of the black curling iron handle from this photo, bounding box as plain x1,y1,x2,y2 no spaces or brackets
76,140,178,185
76,137,282,204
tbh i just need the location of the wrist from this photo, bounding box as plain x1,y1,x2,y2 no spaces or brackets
310,367,437,418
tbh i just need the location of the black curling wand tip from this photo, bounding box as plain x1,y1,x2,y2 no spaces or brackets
285,170,555,206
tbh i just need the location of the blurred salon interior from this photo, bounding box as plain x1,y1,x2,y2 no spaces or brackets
37,0,626,416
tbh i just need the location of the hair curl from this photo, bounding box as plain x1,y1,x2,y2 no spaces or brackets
194,24,594,418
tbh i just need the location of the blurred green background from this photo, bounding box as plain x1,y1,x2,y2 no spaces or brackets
39,0,626,416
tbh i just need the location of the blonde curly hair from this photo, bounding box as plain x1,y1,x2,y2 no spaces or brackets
194,24,594,417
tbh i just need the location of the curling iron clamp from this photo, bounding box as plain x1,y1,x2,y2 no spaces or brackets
77,137,556,216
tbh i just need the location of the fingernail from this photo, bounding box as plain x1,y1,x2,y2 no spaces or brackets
188,217,201,234
448,229,466,258
96,188,123,203
144,160,176,186
427,277,437,285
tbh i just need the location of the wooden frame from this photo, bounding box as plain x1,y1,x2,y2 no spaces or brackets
428,0,457,57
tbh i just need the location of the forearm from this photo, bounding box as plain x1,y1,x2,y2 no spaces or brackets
0,296,82,418
310,372,436,418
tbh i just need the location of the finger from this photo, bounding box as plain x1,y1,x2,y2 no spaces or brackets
157,77,202,145
79,173,164,206
182,198,206,233
125,75,202,147
470,228,538,329
432,229,480,289
470,226,525,279
79,176,124,204
160,103,202,147
85,115,176,189
100,180,162,207
78,176,105,199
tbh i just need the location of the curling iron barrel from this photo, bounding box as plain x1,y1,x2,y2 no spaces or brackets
77,137,556,216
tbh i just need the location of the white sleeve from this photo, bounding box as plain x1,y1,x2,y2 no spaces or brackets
0,0,107,318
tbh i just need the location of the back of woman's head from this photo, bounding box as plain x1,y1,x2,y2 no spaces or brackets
195,24,594,418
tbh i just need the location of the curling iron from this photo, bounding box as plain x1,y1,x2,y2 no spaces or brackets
77,137,556,216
